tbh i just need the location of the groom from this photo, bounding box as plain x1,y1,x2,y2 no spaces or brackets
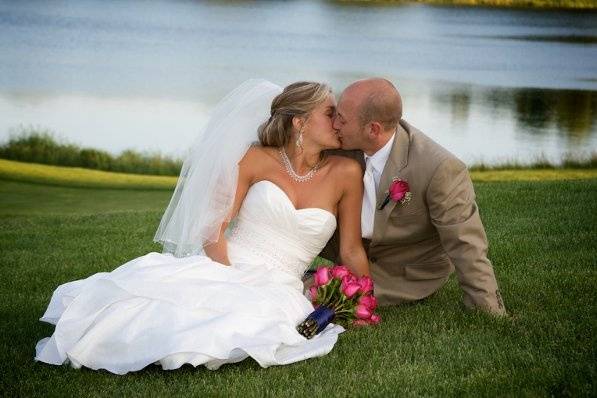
319,78,506,315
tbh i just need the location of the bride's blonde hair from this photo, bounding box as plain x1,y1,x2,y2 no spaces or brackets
258,81,332,147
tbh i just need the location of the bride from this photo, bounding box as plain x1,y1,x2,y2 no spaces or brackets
34,79,370,374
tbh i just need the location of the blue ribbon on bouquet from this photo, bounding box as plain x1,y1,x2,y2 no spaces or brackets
297,305,336,338
310,306,336,333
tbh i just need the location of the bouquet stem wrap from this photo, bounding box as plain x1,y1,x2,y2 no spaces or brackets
296,306,336,339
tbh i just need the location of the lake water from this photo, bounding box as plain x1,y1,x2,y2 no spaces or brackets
1,0,596,165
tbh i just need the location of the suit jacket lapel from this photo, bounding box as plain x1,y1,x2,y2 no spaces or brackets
372,120,411,243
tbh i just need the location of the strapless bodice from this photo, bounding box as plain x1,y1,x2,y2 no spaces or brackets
227,180,337,279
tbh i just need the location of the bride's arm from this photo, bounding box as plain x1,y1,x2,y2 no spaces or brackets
203,219,234,265
203,148,257,265
336,158,370,277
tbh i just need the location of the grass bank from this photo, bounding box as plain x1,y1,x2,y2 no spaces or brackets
0,128,182,176
2,130,596,179
1,159,597,191
0,178,595,396
336,0,597,10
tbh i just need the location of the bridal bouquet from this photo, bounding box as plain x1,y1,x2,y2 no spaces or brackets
297,265,381,339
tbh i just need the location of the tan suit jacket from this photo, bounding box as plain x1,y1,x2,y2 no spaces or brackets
319,119,506,315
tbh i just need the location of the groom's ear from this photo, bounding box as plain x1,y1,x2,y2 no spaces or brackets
368,121,383,139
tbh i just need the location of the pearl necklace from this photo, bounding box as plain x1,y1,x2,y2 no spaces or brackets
279,147,321,183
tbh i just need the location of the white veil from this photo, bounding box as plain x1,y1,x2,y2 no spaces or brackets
154,79,283,257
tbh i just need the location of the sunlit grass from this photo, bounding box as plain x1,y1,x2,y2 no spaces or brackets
0,159,176,190
470,168,597,182
1,159,596,193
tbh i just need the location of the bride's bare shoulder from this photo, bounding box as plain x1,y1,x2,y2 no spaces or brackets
239,145,279,169
326,155,362,179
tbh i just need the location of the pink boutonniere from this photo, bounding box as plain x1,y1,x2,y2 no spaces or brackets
378,178,412,210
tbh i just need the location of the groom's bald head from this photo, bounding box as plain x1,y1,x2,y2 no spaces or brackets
342,78,402,131
334,78,402,154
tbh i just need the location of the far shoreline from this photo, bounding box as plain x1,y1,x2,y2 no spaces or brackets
335,0,597,11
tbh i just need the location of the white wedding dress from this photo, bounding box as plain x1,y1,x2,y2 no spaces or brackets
35,180,344,374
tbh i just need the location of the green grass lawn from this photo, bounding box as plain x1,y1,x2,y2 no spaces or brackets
1,176,596,396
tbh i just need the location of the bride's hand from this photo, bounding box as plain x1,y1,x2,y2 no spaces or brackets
204,242,231,266
203,242,231,266
203,222,232,266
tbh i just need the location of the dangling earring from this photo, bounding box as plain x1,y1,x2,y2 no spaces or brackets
295,127,304,153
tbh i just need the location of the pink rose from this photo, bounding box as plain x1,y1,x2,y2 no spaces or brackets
369,313,381,325
342,274,358,286
358,276,374,295
309,286,318,302
355,304,372,319
341,280,361,298
358,295,377,311
314,267,331,287
389,179,409,202
330,265,351,280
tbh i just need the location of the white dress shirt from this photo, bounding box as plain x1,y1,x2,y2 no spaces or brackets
361,133,396,239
